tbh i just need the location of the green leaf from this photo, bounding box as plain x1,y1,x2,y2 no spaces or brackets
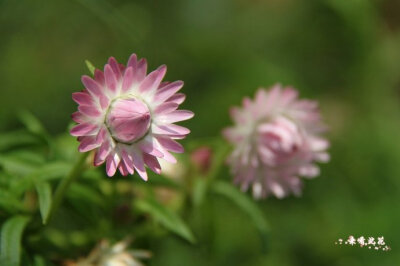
35,181,52,224
0,215,31,266
54,133,80,161
33,255,46,266
134,198,196,243
8,178,35,198
2,161,70,199
192,177,208,206
0,191,27,213
207,141,231,179
85,60,96,75
68,183,103,205
0,151,44,176
212,181,269,247
18,111,54,152
31,162,73,181
0,130,39,152
18,111,48,138
139,173,181,189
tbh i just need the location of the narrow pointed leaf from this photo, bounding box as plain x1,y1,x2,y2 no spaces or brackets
68,183,103,205
0,151,44,176
192,177,208,206
85,60,96,75
212,181,269,247
35,181,52,224
0,216,31,266
32,162,73,181
0,130,38,152
134,198,196,243
18,111,47,137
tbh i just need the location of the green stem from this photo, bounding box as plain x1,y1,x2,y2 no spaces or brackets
48,152,89,222
187,143,231,207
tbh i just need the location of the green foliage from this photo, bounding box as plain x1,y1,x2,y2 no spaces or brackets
0,112,203,264
35,181,52,224
212,181,269,248
134,198,196,244
68,183,103,206
0,130,39,152
18,111,48,140
29,161,73,182
1,0,400,265
0,150,45,176
33,256,46,266
0,216,30,266
192,177,208,206
85,60,96,75
0,190,27,213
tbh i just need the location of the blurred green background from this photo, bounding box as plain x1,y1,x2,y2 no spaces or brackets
1,0,400,265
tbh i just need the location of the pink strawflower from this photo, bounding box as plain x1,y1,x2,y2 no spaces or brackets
223,84,329,199
71,54,194,179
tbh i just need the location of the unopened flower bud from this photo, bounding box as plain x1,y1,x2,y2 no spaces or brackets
106,98,151,143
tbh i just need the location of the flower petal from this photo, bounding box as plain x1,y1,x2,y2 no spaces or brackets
157,137,184,153
118,163,129,176
127,53,138,68
143,154,161,174
104,64,118,93
154,81,184,103
78,105,102,117
106,153,120,177
131,150,148,181
78,136,100,152
137,138,164,158
94,69,105,85
121,149,135,175
70,123,98,136
133,58,147,83
154,102,179,115
95,139,112,165
166,93,186,105
72,92,92,105
139,65,167,93
152,124,190,136
279,87,298,106
81,76,103,98
108,57,122,80
99,95,110,110
156,110,194,123
121,66,134,92
71,112,85,123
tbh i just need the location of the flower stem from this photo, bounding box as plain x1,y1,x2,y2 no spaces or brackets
48,152,89,222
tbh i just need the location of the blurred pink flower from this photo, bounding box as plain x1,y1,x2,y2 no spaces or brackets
71,54,194,179
223,84,329,199
190,146,213,174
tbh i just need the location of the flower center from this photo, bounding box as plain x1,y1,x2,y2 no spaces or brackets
257,116,302,166
106,97,151,143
